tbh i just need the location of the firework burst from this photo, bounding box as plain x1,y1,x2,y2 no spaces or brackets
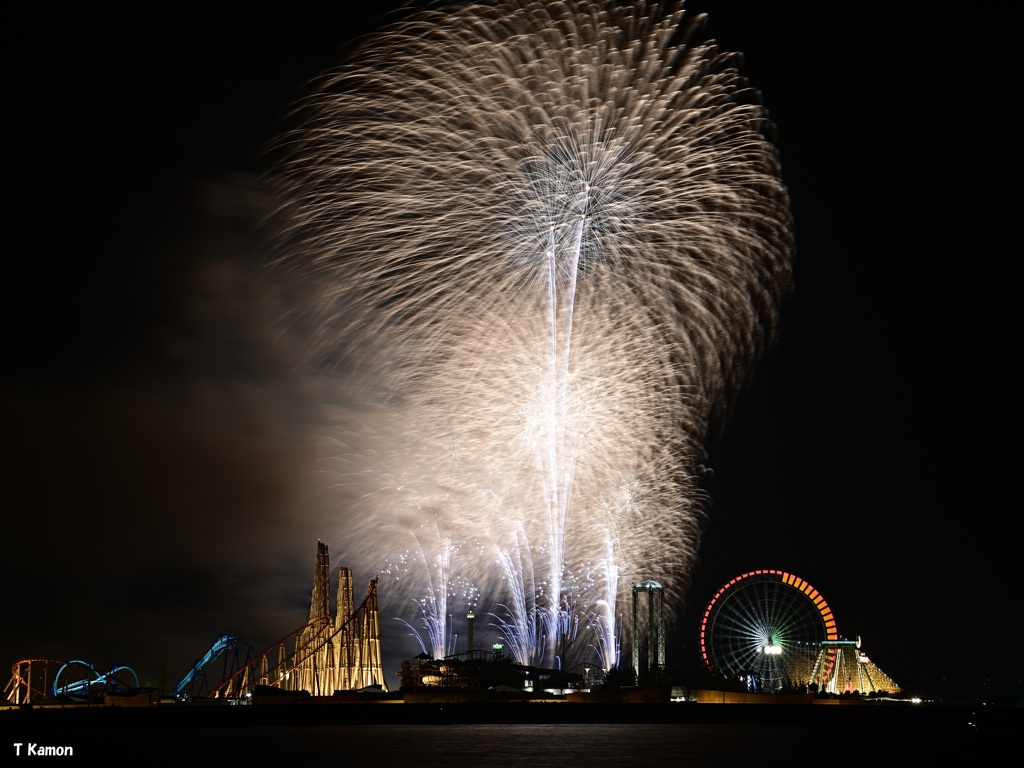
272,1,792,671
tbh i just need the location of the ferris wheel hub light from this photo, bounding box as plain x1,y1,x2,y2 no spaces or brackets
763,644,782,655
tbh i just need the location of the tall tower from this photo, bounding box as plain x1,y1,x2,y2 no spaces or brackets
332,566,386,691
632,580,666,683
336,566,355,690
310,540,331,622
337,567,355,624
353,579,385,689
294,540,334,695
284,542,388,694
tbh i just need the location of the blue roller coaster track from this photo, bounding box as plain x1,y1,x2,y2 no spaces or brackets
176,634,255,699
51,660,139,698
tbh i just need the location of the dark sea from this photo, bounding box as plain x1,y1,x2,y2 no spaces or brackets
2,704,1014,766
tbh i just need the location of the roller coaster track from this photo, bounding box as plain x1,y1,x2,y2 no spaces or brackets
5,574,381,702
5,659,64,705
4,658,139,704
176,634,255,699
212,578,380,697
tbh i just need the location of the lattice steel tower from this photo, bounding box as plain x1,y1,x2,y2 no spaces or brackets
294,540,334,694
310,540,331,622
632,579,665,683
290,541,387,694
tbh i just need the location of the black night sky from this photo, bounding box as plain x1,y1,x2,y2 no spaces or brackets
3,1,1018,702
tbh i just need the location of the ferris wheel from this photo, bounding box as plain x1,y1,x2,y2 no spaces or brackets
699,570,838,691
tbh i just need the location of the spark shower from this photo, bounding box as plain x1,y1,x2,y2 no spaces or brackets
272,1,792,672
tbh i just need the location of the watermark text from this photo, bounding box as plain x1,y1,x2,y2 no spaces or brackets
13,742,74,757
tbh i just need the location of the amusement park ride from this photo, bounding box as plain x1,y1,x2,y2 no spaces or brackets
5,563,899,704
699,569,900,695
4,541,386,705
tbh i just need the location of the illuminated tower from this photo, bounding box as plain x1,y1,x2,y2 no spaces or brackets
632,580,666,683
310,540,331,622
336,566,355,689
353,579,385,689
333,567,386,691
295,540,334,694
337,567,355,625
287,542,387,694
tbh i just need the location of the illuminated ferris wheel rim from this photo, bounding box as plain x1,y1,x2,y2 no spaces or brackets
699,569,838,673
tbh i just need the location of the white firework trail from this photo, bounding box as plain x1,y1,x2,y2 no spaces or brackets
387,524,465,660
271,1,793,671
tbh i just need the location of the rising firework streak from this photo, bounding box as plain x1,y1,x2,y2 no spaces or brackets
271,1,793,672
